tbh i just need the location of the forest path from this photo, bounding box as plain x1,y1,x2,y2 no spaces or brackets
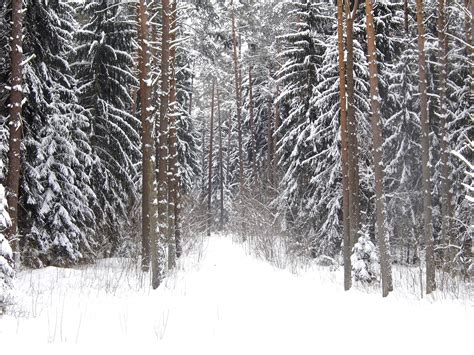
0,235,471,354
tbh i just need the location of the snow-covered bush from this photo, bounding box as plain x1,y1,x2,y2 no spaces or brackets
351,231,380,284
0,182,14,308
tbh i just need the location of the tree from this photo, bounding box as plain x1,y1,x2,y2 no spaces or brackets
137,0,158,274
74,0,140,255
365,0,393,296
337,0,352,291
415,0,436,294
156,0,172,286
5,0,23,255
207,80,215,236
230,0,244,192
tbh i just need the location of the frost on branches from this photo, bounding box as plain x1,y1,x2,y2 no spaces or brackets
351,231,380,284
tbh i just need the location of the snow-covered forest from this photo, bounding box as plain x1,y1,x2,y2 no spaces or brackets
0,0,472,351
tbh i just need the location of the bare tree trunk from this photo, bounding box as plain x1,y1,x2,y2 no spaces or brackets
138,0,156,272
217,86,225,231
365,0,393,296
230,0,244,192
267,99,274,186
437,0,453,266
248,66,256,177
167,0,178,269
207,80,215,237
345,0,361,252
404,0,409,34
415,0,436,294
337,0,352,291
226,111,232,185
6,0,24,259
155,0,172,289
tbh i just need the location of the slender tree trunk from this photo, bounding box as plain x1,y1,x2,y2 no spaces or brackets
6,0,24,259
404,0,409,34
248,66,256,177
365,0,393,296
217,86,225,231
167,0,178,269
267,100,274,186
345,0,361,252
415,0,436,294
208,80,215,237
230,0,244,192
437,0,453,265
138,0,156,272
226,111,232,185
155,0,172,288
337,0,352,291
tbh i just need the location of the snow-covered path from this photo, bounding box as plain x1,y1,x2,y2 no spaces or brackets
0,235,472,354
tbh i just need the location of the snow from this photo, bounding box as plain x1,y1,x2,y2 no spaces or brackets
0,235,471,354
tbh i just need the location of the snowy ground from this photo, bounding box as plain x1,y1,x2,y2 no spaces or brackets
0,235,472,354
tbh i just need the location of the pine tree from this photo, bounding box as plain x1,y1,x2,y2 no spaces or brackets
17,0,95,266
74,0,140,255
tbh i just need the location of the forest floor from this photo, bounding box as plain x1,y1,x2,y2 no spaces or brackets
0,235,472,354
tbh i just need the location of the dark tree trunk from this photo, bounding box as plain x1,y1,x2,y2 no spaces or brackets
337,0,352,291
415,0,436,294
230,0,244,192
168,0,178,268
365,0,393,296
217,86,225,231
6,0,24,259
208,80,215,237
138,0,157,272
345,0,361,251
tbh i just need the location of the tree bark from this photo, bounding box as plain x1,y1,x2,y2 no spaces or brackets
208,80,215,237
138,0,156,272
415,0,436,294
345,0,361,252
6,0,24,258
337,0,352,291
155,0,172,289
217,86,225,231
365,0,393,296
267,99,274,186
437,0,453,265
167,0,178,269
230,0,244,192
248,66,256,177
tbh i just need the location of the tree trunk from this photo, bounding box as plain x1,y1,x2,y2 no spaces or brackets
267,99,274,186
248,66,256,177
155,0,172,289
138,0,156,272
6,0,24,259
337,0,352,291
208,80,215,237
365,0,393,296
217,86,225,231
415,0,436,294
230,0,244,192
345,0,361,252
437,0,453,265
167,0,178,269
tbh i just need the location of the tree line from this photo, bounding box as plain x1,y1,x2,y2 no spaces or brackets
1,0,472,300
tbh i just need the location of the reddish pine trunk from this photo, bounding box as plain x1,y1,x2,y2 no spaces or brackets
6,0,24,257
217,87,225,231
